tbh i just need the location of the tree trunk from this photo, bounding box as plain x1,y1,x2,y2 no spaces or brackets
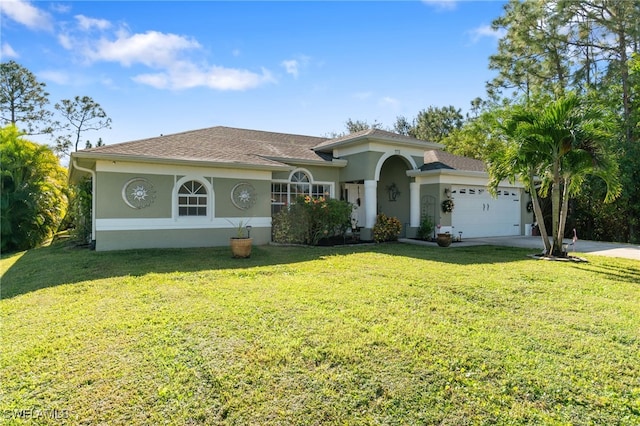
558,178,571,256
529,169,552,254
551,161,562,256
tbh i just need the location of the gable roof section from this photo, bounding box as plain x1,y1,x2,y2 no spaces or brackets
313,128,443,152
73,126,334,169
421,150,486,172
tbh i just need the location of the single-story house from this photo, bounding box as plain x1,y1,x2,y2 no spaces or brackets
69,126,531,251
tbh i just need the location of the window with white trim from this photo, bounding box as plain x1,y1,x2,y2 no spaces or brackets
271,170,332,214
178,180,207,216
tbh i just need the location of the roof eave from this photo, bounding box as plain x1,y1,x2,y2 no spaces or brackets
314,135,443,152
408,168,525,187
408,169,488,178
261,156,348,168
71,151,292,171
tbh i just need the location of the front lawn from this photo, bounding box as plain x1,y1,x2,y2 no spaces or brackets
1,243,639,424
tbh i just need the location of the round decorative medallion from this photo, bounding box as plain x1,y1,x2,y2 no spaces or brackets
122,178,156,209
231,182,257,210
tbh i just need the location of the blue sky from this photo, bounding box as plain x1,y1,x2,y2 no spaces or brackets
1,0,506,147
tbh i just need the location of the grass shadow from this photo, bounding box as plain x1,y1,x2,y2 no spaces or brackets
572,261,640,286
0,241,542,300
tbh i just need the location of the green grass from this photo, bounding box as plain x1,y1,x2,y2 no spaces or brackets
1,242,639,425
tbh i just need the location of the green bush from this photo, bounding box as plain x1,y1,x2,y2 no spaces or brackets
272,207,306,244
1,126,68,252
373,213,402,243
417,215,434,240
69,177,93,244
272,196,352,245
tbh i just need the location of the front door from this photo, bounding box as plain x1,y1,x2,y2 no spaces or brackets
345,183,366,229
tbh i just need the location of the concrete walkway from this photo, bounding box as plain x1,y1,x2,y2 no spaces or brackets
399,236,640,261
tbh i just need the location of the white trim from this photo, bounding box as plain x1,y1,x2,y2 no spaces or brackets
288,167,313,182
321,136,442,154
410,182,420,227
409,170,525,188
364,180,377,228
271,168,335,203
374,151,418,181
334,142,427,159
96,159,272,180
97,216,272,231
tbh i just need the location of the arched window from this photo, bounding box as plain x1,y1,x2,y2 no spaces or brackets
290,171,311,199
178,180,207,216
271,170,332,214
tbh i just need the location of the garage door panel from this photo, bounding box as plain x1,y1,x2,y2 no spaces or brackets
451,186,520,238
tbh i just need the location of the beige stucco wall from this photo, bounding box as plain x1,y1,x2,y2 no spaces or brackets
339,151,383,182
96,172,173,219
271,165,340,183
95,172,272,220
377,156,412,232
420,183,451,228
213,178,271,218
522,191,535,234
92,167,273,250
95,227,272,251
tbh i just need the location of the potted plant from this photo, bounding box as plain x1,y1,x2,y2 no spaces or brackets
228,219,252,258
435,224,452,247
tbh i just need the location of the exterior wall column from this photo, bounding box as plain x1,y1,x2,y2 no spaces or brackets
410,182,420,227
364,180,377,228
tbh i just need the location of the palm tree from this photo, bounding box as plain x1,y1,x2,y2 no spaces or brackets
1,125,68,251
488,94,621,256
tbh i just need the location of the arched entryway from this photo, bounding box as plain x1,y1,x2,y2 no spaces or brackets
377,155,413,236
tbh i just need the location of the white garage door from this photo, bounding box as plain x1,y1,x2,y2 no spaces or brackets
450,186,521,238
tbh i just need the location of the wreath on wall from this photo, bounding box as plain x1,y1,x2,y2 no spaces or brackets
441,199,455,213
526,200,534,213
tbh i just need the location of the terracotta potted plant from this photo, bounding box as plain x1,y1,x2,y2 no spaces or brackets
228,220,252,258
436,233,452,247
435,225,452,247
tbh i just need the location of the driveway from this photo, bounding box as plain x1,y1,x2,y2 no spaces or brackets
400,236,640,261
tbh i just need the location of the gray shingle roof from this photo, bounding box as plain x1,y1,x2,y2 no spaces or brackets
421,150,486,172
77,126,333,167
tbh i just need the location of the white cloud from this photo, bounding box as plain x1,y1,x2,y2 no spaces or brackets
281,59,299,78
281,55,310,78
0,0,53,31
133,62,275,91
422,0,457,11
469,25,506,43
57,17,274,91
50,3,71,14
86,30,201,68
57,33,73,50
75,14,111,31
1,42,19,58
